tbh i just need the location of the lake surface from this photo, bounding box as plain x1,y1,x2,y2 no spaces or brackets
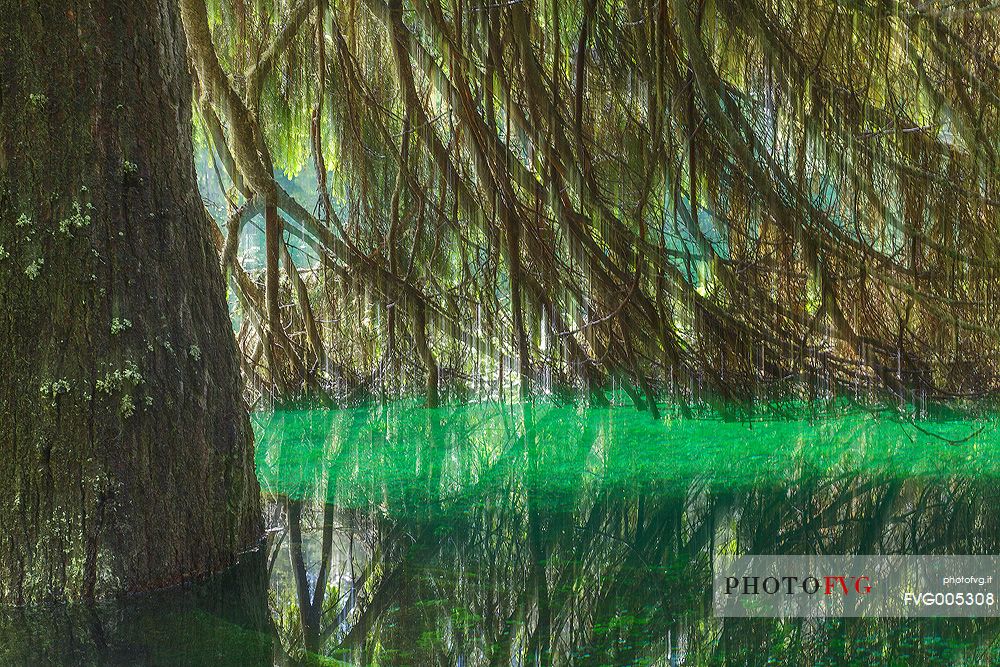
3,401,999,665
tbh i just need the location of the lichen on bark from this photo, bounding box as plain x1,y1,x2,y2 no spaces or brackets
0,0,262,603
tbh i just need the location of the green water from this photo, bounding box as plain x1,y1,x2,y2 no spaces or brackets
3,402,999,665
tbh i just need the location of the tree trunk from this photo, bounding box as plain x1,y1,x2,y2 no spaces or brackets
0,0,262,603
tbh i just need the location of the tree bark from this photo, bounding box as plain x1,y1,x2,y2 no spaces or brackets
0,0,262,603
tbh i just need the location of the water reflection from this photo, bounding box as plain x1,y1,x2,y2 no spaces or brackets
0,551,271,665
259,403,1000,666
2,403,997,665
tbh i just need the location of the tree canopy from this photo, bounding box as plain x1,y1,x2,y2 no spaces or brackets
187,0,1000,412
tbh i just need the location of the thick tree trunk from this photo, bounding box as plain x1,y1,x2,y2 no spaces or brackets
0,0,262,603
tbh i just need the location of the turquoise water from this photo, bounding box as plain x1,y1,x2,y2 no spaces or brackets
2,402,998,665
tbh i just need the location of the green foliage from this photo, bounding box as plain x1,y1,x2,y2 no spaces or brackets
195,0,1000,404
252,401,1000,503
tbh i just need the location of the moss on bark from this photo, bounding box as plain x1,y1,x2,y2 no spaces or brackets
0,0,262,603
